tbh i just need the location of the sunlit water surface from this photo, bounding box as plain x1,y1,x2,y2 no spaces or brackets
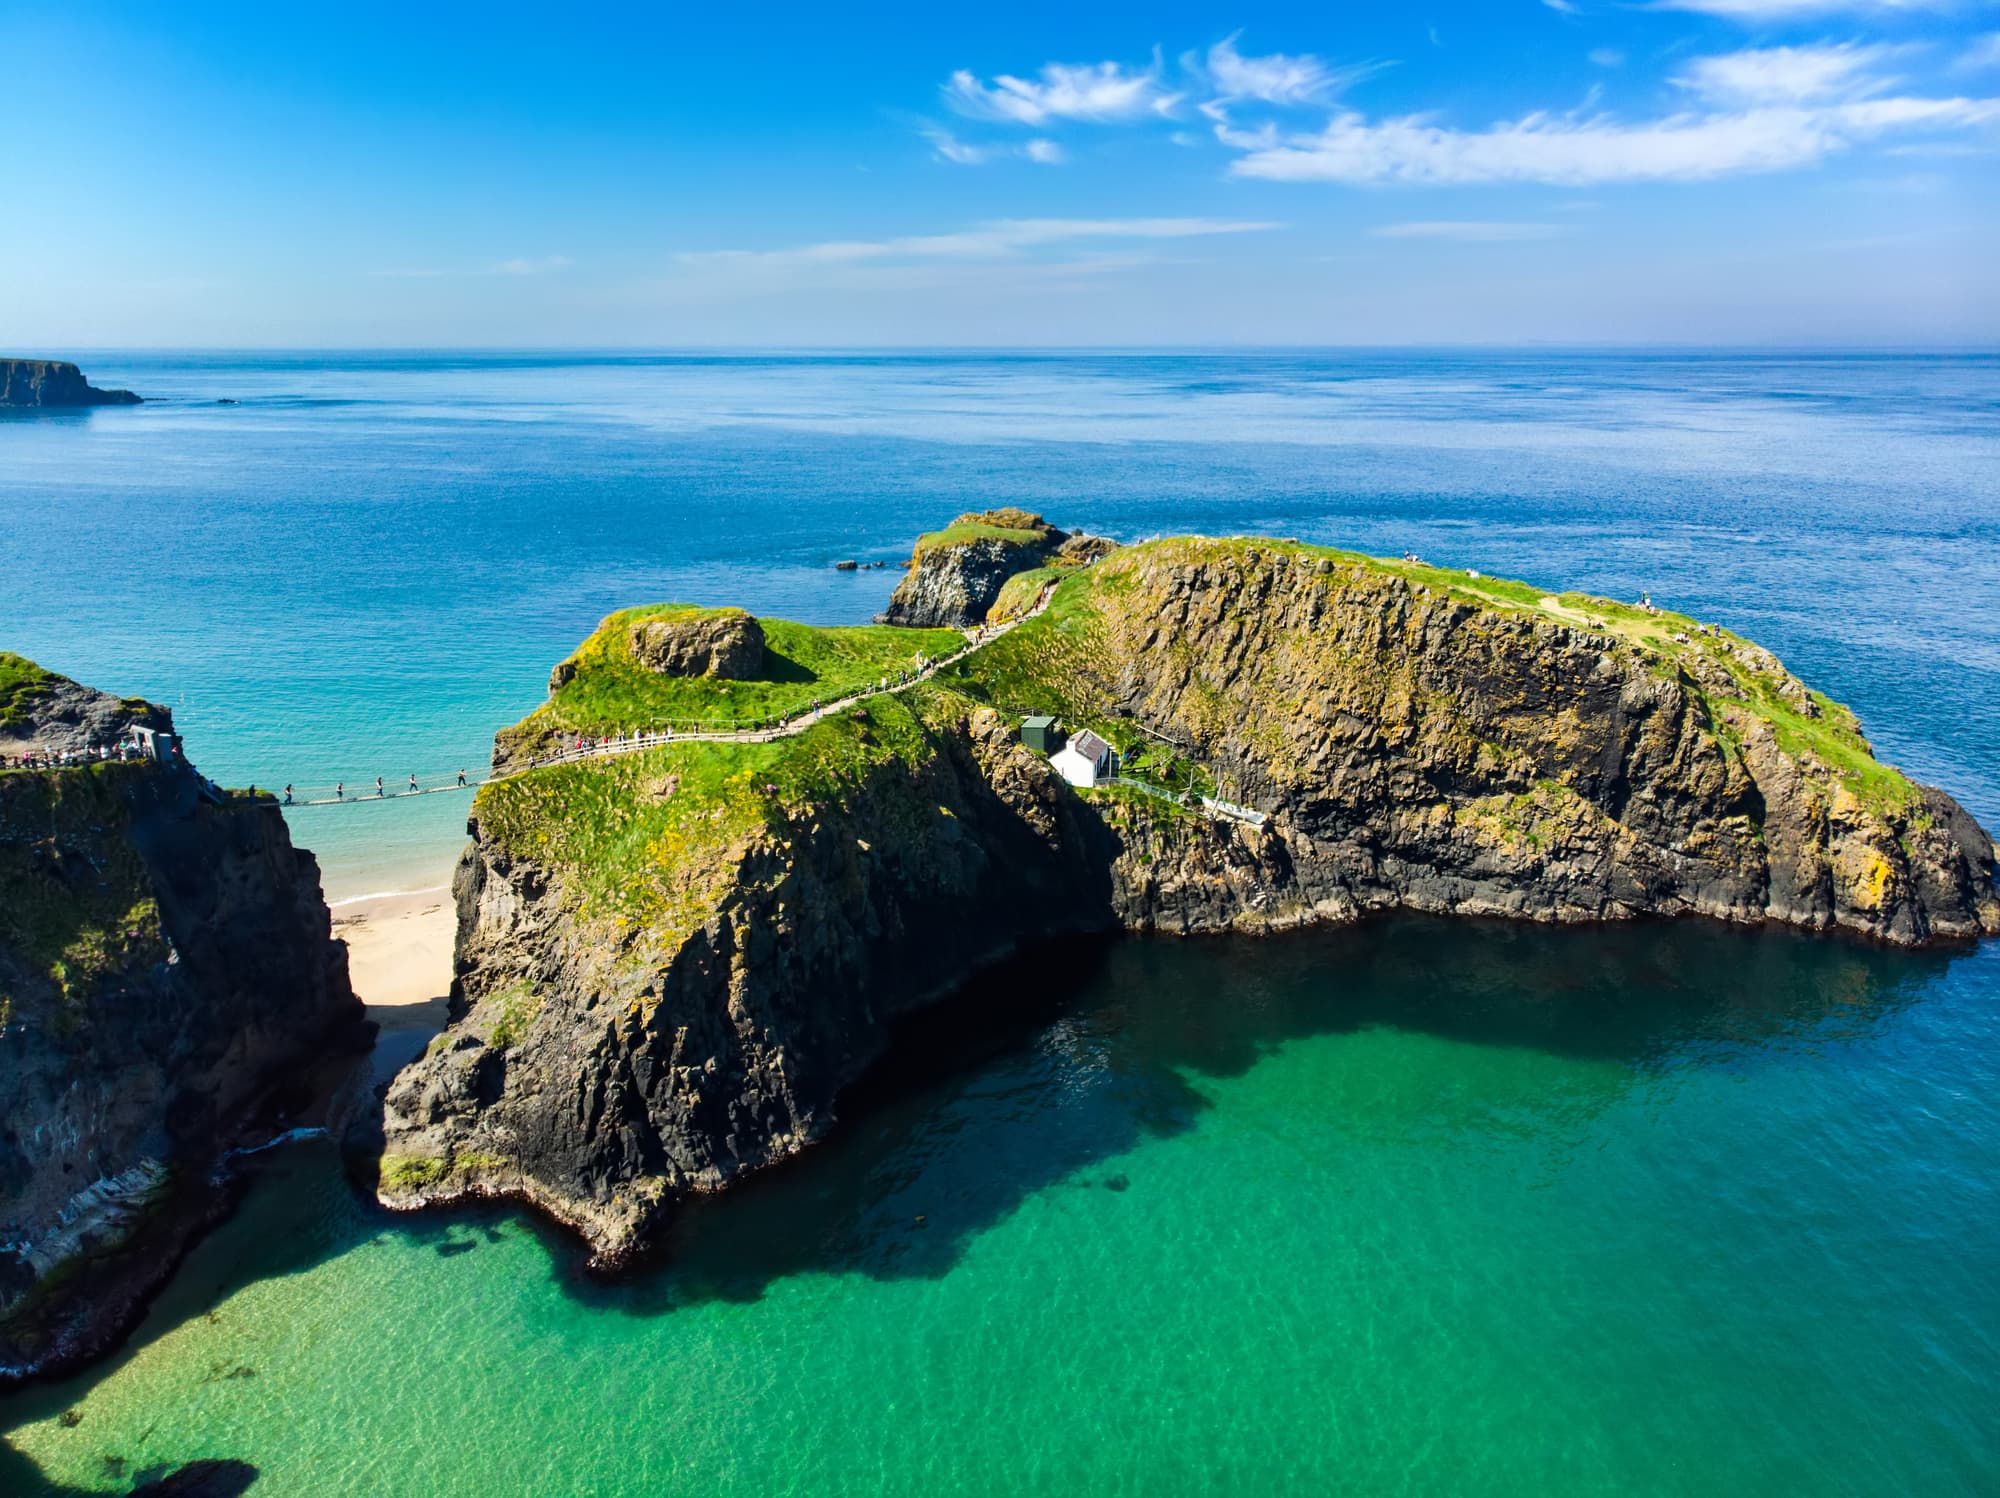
2,352,1997,1494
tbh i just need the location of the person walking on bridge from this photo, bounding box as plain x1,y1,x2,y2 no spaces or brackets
336,781,344,800
409,773,420,795
375,776,384,798
458,767,467,787
283,784,293,805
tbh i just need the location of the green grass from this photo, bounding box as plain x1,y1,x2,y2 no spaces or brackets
0,761,166,1018
0,651,57,730
955,536,1920,820
504,605,963,756
987,564,1078,623
912,521,1049,555
485,979,544,1050
479,688,959,932
484,531,1927,931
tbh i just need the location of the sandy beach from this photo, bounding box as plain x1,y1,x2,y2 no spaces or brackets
331,887,456,1030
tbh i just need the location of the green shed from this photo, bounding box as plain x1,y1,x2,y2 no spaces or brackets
1021,715,1064,755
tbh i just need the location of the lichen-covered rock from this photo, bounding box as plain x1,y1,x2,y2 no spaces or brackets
0,360,141,407
629,610,765,679
0,666,363,1383
377,535,1997,1263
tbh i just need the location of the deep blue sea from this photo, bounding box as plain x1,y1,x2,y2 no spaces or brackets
2,352,1998,1495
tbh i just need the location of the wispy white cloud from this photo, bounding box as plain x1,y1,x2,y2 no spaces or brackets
1221,43,2000,187
1192,33,1384,106
1674,43,1904,103
494,255,573,276
677,217,1282,271
1543,0,1582,15
944,58,1179,125
1590,48,1627,68
1372,221,1567,240
1956,32,2000,71
370,256,571,279
920,127,1064,165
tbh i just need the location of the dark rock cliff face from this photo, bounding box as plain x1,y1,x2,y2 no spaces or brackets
378,536,1998,1262
879,508,1110,628
0,360,142,408
0,672,362,1383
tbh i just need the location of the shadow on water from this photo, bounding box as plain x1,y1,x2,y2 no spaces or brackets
564,912,1959,1317
0,1438,258,1496
0,912,1968,1487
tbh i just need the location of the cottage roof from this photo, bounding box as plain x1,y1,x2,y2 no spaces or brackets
1070,729,1110,763
1022,715,1057,730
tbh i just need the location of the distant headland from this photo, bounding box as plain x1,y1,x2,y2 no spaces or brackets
0,359,142,408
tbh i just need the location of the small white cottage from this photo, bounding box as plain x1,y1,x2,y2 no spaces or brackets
1050,729,1113,788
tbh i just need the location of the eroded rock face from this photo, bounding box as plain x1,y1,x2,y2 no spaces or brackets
630,611,765,679
377,538,1998,1264
0,360,141,407
0,678,363,1383
881,509,1110,628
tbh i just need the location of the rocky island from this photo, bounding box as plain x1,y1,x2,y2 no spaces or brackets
377,522,1999,1264
880,507,1117,627
0,360,141,408
0,655,362,1383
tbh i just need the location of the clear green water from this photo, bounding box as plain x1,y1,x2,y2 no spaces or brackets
5,920,1996,1495
4,353,1996,1491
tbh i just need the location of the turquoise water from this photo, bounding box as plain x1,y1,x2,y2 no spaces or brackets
3,923,1997,1495
2,353,1998,1493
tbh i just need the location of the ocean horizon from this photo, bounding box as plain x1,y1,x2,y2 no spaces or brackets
4,348,1998,1494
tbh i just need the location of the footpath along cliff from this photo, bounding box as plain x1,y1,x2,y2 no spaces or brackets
0,655,362,1382
378,532,2000,1262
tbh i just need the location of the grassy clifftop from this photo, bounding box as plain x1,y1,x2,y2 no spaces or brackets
945,536,1921,819
480,534,1947,934
500,606,962,759
0,653,59,731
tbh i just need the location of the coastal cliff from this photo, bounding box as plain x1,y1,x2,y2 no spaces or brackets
377,533,1999,1261
0,660,362,1382
879,508,1115,628
0,360,141,408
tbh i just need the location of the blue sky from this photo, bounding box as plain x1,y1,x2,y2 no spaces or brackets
2,1,1996,346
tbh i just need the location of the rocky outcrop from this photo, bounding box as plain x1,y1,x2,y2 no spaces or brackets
0,652,169,757
0,664,363,1383
630,610,765,680
880,508,1113,628
0,360,141,408
378,536,1997,1263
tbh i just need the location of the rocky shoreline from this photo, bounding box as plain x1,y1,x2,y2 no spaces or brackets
374,521,2000,1264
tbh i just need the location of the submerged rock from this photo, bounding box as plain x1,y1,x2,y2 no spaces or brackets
378,534,1999,1264
0,360,141,408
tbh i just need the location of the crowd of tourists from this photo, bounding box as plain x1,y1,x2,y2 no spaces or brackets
0,735,158,772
